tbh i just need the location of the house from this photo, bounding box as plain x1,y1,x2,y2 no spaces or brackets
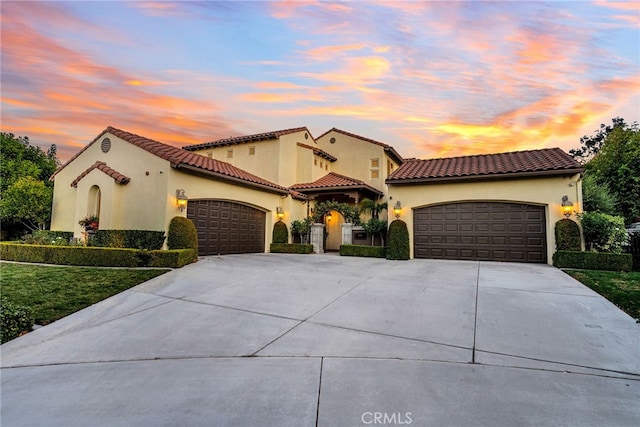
50,125,583,264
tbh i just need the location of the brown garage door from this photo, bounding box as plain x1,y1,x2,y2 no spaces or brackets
414,202,546,263
187,200,265,256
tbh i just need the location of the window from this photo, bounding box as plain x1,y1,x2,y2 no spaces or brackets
227,149,233,159
249,146,255,156
370,158,379,168
314,159,317,166
387,160,394,175
207,152,213,159
320,161,323,168
325,164,328,170
371,170,379,179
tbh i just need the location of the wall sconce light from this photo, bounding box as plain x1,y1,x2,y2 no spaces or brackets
176,189,188,212
325,212,332,222
393,201,402,219
276,206,285,220
561,195,573,218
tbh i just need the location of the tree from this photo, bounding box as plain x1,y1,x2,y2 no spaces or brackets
0,132,58,193
571,118,640,223
0,132,59,236
363,217,387,246
360,198,388,220
581,174,617,215
569,117,627,163
0,177,53,231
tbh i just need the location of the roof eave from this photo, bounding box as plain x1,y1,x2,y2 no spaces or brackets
173,163,289,195
293,185,383,196
386,168,584,185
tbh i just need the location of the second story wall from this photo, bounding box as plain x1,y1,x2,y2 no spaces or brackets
316,130,395,198
193,139,281,185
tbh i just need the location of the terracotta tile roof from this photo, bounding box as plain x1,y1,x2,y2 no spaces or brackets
387,148,583,184
291,172,383,196
289,189,308,200
53,126,289,194
296,142,337,162
183,127,312,151
317,128,404,165
70,161,130,188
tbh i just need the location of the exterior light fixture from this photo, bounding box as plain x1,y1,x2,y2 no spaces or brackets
176,189,188,212
393,201,402,219
325,212,332,221
561,195,573,218
276,206,285,220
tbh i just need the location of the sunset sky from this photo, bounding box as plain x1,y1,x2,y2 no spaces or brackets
1,0,639,162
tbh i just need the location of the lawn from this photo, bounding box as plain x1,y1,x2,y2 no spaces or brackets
566,269,640,319
1,262,169,325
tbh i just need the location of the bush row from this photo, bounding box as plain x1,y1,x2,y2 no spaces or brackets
340,244,386,258
1,297,35,344
0,242,196,268
23,230,75,246
90,230,166,250
553,250,633,272
269,243,314,254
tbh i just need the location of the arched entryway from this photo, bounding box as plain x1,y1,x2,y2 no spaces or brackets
324,209,344,251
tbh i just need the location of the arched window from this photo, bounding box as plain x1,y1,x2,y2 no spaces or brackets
88,185,101,218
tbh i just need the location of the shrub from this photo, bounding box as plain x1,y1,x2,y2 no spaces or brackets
553,250,632,272
580,212,628,253
291,218,312,244
91,230,166,250
148,249,197,268
23,230,74,246
363,218,388,246
340,244,386,258
386,219,410,260
167,216,198,251
0,242,197,268
272,221,289,244
554,219,582,251
269,243,313,254
1,298,34,344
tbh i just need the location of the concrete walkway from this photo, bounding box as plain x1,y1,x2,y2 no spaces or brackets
2,255,639,426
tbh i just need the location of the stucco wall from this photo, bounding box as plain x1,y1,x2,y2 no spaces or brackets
168,170,287,249
51,132,169,237
316,131,397,199
191,139,282,186
388,174,583,263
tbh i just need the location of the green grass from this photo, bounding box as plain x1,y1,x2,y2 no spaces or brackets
0,262,169,325
566,270,640,318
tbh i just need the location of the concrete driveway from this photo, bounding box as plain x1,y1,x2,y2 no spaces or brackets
2,254,639,426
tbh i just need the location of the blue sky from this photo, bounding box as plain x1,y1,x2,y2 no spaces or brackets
1,0,638,161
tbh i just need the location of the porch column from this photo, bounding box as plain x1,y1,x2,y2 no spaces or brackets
341,223,353,245
311,223,325,254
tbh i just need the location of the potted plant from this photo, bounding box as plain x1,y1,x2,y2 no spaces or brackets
79,214,99,231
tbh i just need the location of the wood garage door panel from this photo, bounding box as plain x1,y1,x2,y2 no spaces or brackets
413,202,546,263
187,200,265,256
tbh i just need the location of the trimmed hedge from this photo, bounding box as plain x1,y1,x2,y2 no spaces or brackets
23,230,74,246
0,242,196,268
340,244,386,258
148,249,197,268
272,221,289,244
270,243,313,254
554,219,581,251
386,219,410,260
167,216,198,250
1,297,34,344
553,250,633,272
91,230,165,250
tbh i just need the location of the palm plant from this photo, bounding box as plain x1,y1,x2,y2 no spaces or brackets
360,198,388,220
